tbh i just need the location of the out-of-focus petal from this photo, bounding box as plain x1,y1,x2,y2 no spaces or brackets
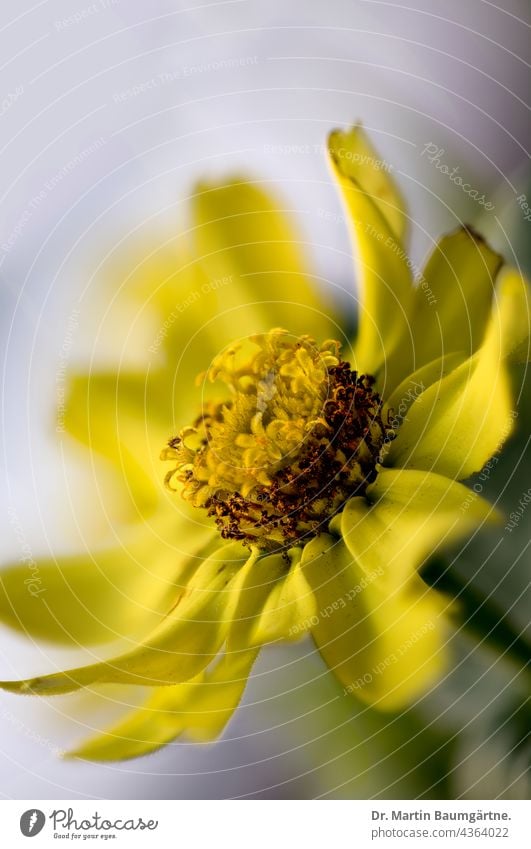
192,178,340,341
0,516,214,646
0,543,254,695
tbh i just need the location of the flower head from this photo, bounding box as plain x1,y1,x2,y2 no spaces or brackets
0,125,529,761
163,329,391,548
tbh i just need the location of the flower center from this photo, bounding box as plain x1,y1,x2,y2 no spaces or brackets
162,329,392,549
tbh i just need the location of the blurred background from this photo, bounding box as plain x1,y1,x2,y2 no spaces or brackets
0,0,529,799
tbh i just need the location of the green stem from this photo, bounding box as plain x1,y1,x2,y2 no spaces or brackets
422,558,531,677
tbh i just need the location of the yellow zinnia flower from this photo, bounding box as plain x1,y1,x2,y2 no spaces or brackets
1,125,529,761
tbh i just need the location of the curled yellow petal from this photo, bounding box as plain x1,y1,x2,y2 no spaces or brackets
334,468,500,590
385,268,530,479
327,124,413,378
407,226,502,371
0,544,253,695
231,548,318,647
68,648,257,761
301,534,446,710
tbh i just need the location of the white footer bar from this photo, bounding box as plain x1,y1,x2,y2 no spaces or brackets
1,799,528,848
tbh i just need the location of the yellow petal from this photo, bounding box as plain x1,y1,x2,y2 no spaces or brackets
333,468,499,590
385,269,530,479
494,267,531,363
327,125,413,375
231,548,318,648
0,543,253,695
384,351,465,425
301,534,446,710
68,648,257,761
328,124,408,242
192,178,339,341
407,227,502,371
64,370,170,516
100,244,238,393
0,516,214,646
96,240,274,379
